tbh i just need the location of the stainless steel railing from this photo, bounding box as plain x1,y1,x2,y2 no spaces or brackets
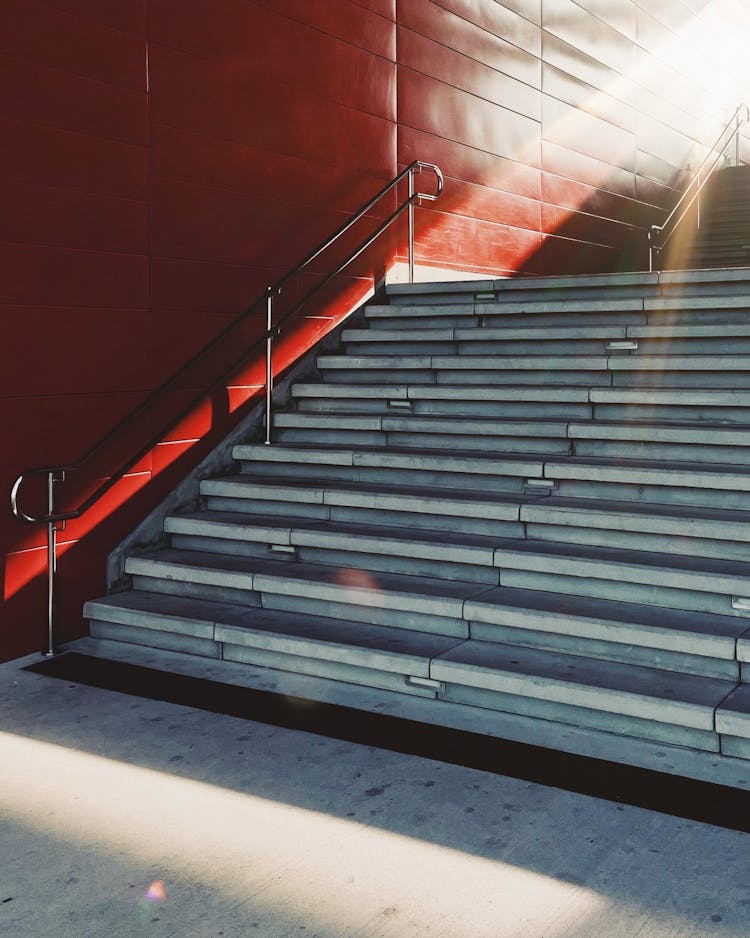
10,160,443,656
648,103,749,271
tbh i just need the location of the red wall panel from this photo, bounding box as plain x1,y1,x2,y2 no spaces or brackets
34,0,147,35
0,0,146,90
5,0,750,660
0,117,148,199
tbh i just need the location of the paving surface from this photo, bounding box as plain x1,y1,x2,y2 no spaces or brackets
1,650,749,938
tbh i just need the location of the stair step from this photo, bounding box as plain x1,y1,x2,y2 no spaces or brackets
317,354,610,371
348,323,750,343
431,640,735,730
234,442,545,481
492,537,750,600
465,586,743,663
169,507,501,562
200,477,528,521
84,591,462,691
234,443,750,506
124,550,479,637
272,413,750,458
274,413,569,437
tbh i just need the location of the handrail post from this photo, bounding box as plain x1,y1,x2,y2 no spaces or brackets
44,470,60,657
408,166,416,284
265,287,273,445
648,228,654,273
737,111,741,166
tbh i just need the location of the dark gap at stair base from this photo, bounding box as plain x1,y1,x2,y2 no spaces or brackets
25,652,750,833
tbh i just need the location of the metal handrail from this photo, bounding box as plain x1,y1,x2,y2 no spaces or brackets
649,102,749,271
11,159,443,656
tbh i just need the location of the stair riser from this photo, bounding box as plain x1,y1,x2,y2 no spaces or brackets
346,340,610,356
276,429,572,454
130,568,470,639
261,591,467,637
344,341,456,355
169,531,503,583
525,522,750,564
346,337,750,357
468,615,735,674
90,620,221,658
594,404,750,423
481,312,647,329
201,482,520,528
431,660,715,729
297,399,594,420
554,479,750,512
322,369,612,386
573,440,750,464
470,621,735,680
297,395,750,423
272,426,750,463
385,432,571,454
224,645,436,698
436,370,611,386
499,569,741,618
326,506,524,539
206,496,331,521
236,462,529,494
438,683,718,750
295,545,500,585
131,573,261,608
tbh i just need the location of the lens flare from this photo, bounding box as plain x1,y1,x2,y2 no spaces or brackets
146,880,166,902
333,568,382,607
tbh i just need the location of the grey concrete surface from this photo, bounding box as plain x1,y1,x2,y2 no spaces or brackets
2,651,750,938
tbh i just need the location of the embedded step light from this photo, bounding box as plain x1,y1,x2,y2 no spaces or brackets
405,676,445,691
523,479,557,495
269,544,298,557
606,340,639,351
388,400,413,410
732,597,750,612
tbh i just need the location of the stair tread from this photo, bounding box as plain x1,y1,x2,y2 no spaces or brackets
235,441,750,488
318,353,610,369
203,475,750,526
527,495,750,526
344,324,750,341
466,585,746,644
491,535,750,590
274,410,750,440
168,509,512,555
137,523,750,595
201,475,530,515
235,440,548,474
433,640,734,716
126,549,485,604
85,591,461,666
292,383,593,402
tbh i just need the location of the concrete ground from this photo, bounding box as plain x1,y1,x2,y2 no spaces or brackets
1,650,749,938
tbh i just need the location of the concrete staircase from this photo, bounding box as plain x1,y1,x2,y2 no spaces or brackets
82,268,750,787
681,165,750,270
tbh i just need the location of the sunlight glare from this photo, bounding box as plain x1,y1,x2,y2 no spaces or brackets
0,730,607,937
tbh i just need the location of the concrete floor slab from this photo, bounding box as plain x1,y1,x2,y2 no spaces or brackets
2,651,750,938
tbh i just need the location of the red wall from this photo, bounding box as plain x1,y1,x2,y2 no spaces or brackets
3,0,748,659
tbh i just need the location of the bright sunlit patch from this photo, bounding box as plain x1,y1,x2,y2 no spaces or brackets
540,0,750,262
0,730,607,937
3,539,77,602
